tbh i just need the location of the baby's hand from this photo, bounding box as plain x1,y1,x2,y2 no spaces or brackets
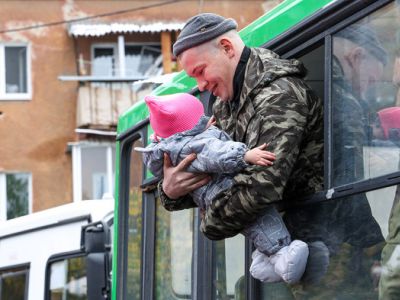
244,143,275,166
206,115,217,128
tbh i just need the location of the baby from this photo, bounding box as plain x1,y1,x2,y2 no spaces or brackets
136,93,309,284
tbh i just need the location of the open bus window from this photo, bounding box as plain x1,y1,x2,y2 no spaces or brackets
213,235,245,299
154,201,193,299
126,139,143,299
299,44,325,103
49,257,87,300
0,265,29,300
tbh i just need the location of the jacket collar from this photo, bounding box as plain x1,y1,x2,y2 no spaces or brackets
214,48,305,143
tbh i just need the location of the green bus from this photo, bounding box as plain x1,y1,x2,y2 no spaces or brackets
112,0,400,299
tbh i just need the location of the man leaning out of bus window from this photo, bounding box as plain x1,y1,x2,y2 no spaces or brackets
157,13,329,285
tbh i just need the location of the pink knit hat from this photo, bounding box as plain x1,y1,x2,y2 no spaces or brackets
145,93,204,138
377,107,400,139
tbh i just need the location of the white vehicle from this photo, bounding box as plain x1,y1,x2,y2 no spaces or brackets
0,199,114,300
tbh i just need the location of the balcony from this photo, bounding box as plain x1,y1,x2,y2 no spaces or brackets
60,21,183,132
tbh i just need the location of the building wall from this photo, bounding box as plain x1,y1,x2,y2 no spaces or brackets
0,0,277,213
0,1,77,211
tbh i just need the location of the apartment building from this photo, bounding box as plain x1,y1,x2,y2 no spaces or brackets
0,0,279,220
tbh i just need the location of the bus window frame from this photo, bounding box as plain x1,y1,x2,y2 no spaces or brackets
116,122,157,299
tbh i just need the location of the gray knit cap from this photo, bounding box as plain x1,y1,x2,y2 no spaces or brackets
336,23,388,65
173,13,238,57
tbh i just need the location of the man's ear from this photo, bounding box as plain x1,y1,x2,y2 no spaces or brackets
219,38,235,58
346,46,364,68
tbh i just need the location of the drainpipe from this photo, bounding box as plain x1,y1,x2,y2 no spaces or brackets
118,35,126,77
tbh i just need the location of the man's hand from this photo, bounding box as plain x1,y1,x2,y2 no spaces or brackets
162,153,211,199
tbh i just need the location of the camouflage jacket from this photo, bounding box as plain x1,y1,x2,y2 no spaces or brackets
159,47,324,240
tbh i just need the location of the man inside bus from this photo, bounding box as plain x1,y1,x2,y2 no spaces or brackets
284,23,386,295
282,23,387,296
328,23,385,252
157,12,328,284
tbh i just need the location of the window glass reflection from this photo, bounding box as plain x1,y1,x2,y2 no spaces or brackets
213,235,245,299
280,182,400,299
154,201,193,300
332,2,400,186
6,173,29,220
49,257,87,300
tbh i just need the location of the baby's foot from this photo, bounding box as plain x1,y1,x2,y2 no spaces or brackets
250,249,282,283
270,240,309,284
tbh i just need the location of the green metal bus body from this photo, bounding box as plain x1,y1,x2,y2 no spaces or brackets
112,0,400,299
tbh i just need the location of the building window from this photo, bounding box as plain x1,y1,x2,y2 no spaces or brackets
0,44,31,100
71,143,115,201
0,173,32,221
92,45,116,77
91,43,161,77
125,45,162,77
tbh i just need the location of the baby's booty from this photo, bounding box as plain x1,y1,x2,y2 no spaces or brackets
270,240,309,284
250,249,282,283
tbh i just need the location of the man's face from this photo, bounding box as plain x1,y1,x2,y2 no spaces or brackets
179,44,236,102
351,50,384,99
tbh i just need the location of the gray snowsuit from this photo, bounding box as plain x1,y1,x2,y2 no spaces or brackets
137,115,290,255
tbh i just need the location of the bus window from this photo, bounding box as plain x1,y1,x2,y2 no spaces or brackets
154,201,193,299
0,265,29,300
332,1,400,186
126,139,143,299
213,235,245,299
49,257,86,300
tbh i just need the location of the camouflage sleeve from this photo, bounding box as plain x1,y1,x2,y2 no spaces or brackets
200,83,309,240
157,180,197,211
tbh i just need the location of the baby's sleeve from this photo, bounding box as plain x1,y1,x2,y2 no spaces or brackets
188,131,249,174
134,143,164,178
